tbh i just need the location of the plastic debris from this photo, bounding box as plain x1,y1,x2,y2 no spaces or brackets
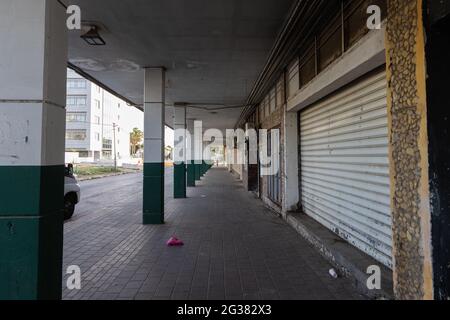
167,236,184,246
329,268,339,279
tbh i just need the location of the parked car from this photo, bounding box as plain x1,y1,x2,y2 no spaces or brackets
64,164,81,220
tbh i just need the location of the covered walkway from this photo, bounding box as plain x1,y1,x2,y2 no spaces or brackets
62,168,361,300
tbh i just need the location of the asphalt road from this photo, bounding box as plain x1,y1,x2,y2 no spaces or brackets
67,168,173,223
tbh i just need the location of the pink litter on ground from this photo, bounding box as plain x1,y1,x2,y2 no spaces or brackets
167,237,184,246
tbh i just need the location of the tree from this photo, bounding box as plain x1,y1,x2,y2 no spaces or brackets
130,128,143,156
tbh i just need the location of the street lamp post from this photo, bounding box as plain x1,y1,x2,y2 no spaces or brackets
113,122,117,171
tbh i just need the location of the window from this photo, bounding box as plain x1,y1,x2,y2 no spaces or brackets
66,112,87,122
257,0,388,118
95,133,100,141
117,115,120,120
66,129,87,141
78,151,89,158
102,151,112,159
344,0,387,50
67,79,86,89
299,43,316,88
67,95,87,107
103,138,112,150
94,116,101,125
318,14,342,72
94,99,101,110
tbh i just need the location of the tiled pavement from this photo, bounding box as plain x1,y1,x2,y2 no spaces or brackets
62,167,364,300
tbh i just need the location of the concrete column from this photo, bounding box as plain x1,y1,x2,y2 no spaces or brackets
173,106,186,198
385,0,433,299
0,0,67,299
143,68,165,224
194,121,202,181
186,119,196,187
201,141,205,176
202,141,210,175
282,111,299,214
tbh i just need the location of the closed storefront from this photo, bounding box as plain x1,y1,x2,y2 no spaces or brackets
299,70,392,268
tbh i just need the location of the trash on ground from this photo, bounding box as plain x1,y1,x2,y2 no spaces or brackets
167,236,184,246
329,268,339,279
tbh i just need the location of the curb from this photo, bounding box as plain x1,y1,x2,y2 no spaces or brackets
77,170,141,182
283,211,394,300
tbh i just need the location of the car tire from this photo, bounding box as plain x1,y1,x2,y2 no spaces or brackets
64,194,76,220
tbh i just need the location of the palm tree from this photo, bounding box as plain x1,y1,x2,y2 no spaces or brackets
130,127,143,156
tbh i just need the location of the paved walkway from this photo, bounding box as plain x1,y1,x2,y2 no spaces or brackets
62,168,362,300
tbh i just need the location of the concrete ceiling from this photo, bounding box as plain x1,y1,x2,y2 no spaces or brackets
63,0,294,130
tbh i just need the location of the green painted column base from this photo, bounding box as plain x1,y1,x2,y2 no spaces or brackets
195,163,201,181
174,163,186,198
0,213,63,300
143,163,164,225
0,165,64,300
187,163,196,187
143,214,164,225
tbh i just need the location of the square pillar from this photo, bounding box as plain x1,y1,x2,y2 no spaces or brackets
194,121,202,181
282,110,299,214
0,0,67,300
186,119,196,187
201,142,207,176
143,68,165,224
203,141,211,174
173,105,186,198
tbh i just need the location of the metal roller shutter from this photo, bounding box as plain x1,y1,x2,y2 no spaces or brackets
300,70,392,268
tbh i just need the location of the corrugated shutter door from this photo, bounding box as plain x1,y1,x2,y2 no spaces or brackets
300,71,392,268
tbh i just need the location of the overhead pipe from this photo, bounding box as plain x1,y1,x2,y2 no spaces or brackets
236,0,340,127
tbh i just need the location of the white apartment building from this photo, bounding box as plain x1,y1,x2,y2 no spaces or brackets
65,69,143,164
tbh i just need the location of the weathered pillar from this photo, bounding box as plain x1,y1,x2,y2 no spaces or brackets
186,119,196,187
173,105,186,198
0,0,67,299
385,0,433,299
143,68,165,224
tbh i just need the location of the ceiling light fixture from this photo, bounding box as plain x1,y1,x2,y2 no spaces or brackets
81,26,106,46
